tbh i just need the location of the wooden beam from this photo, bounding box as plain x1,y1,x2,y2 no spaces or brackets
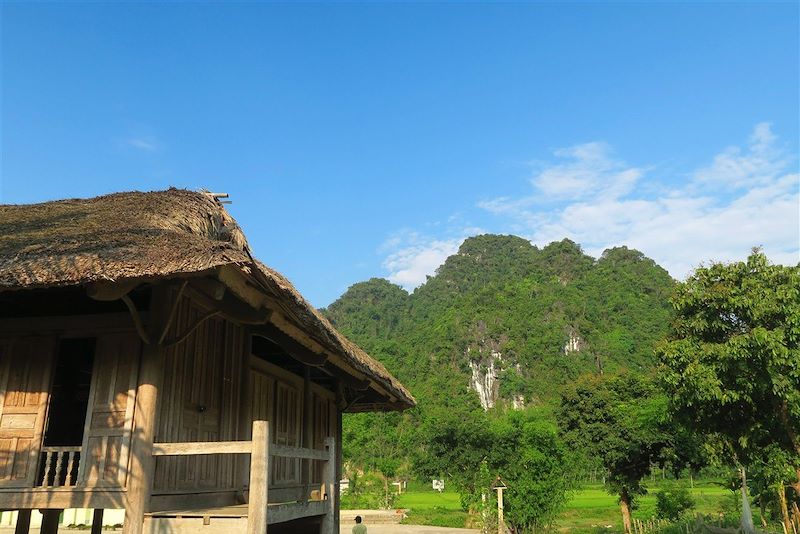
251,323,328,367
148,492,239,513
14,509,31,534
247,420,268,534
189,277,226,301
270,444,328,461
322,363,370,391
0,489,127,510
39,509,61,534
121,294,150,344
161,310,221,347
319,437,336,534
85,279,141,301
0,312,142,335
334,405,343,534
301,367,313,503
266,500,326,525
218,265,267,310
123,285,169,534
152,441,252,456
91,509,104,534
184,286,271,325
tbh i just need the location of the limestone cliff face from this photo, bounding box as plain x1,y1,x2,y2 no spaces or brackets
468,348,502,410
563,329,584,354
465,328,527,410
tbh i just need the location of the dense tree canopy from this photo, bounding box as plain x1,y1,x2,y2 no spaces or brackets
558,373,670,533
324,236,676,480
414,406,577,533
656,251,799,463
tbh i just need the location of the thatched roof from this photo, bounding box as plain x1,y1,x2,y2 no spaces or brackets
0,188,414,409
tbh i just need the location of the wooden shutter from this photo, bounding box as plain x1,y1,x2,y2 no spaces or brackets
79,333,140,487
273,381,300,485
0,337,56,487
250,369,274,425
311,394,332,483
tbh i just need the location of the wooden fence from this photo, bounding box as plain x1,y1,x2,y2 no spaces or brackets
152,420,336,534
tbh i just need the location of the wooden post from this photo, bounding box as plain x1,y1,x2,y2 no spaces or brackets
247,420,269,534
319,437,336,534
301,366,313,503
40,509,61,534
91,509,104,534
496,485,505,533
123,285,169,534
14,510,31,534
334,403,343,534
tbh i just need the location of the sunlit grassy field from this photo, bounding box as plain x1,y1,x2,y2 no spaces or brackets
396,481,733,532
556,483,731,533
396,482,468,528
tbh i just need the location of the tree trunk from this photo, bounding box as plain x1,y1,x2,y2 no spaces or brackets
793,468,800,503
620,489,633,534
760,496,769,529
780,482,793,534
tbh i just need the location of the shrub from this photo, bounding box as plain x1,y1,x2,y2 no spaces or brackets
655,487,695,520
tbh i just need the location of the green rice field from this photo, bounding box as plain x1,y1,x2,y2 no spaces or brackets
395,481,734,532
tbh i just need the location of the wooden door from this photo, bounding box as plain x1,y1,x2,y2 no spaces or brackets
153,299,243,493
79,333,140,487
250,368,273,426
0,337,55,487
273,381,301,485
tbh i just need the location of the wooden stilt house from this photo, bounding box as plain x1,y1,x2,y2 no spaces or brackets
0,189,415,534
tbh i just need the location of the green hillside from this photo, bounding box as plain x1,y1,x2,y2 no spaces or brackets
323,235,676,470
325,235,674,406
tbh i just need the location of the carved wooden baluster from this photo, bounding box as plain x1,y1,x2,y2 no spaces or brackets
42,450,54,486
65,450,76,486
53,450,65,486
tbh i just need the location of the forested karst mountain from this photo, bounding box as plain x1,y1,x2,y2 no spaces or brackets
324,235,675,411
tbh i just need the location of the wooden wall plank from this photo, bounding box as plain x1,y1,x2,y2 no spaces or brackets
0,337,55,488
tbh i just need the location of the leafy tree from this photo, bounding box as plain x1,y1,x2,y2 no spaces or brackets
414,408,576,533
748,444,798,530
489,411,578,533
558,373,669,533
656,251,800,491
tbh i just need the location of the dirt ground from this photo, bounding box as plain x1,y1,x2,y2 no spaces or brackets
339,525,479,534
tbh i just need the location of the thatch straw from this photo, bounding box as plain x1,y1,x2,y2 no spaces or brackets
0,188,414,409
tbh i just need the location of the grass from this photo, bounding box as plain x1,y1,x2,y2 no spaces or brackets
395,480,734,532
557,483,731,533
396,482,469,528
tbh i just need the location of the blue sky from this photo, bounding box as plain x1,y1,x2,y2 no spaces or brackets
2,1,798,307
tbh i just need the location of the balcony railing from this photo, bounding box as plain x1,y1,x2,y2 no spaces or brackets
152,420,337,534
37,446,81,487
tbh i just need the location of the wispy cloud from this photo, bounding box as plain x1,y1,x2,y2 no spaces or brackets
692,122,787,190
530,142,643,201
380,123,798,288
124,136,159,152
380,224,485,291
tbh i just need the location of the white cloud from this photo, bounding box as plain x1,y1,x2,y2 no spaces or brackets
692,122,787,190
480,122,799,280
380,123,798,288
383,237,462,290
531,142,643,201
380,226,484,291
124,136,159,152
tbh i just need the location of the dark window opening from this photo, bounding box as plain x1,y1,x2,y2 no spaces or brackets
251,335,305,377
43,338,95,447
